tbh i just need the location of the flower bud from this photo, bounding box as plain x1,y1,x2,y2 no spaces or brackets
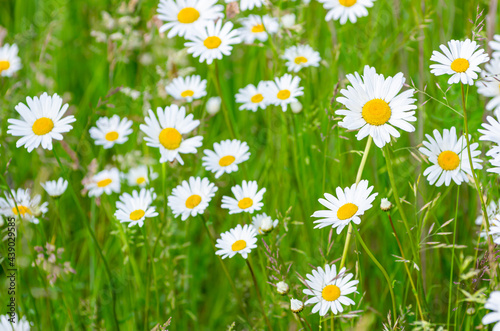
276,281,289,295
380,198,393,212
290,298,304,313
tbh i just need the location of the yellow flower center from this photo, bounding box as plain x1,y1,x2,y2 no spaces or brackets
337,203,358,220
438,150,460,171
322,285,341,301
251,94,264,103
450,58,470,73
204,36,222,49
294,56,308,64
185,194,202,209
159,128,182,150
12,205,31,216
0,60,10,72
97,178,112,188
277,89,291,100
32,117,54,136
130,209,145,221
231,239,247,252
251,24,265,33
362,99,392,126
219,155,236,167
177,7,200,24
105,131,119,141
181,90,194,98
136,177,146,184
238,197,253,209
339,0,357,6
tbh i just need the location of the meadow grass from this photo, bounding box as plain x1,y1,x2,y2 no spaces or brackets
1,0,499,330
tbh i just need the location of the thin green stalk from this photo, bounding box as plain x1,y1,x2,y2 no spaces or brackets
340,136,372,269
143,224,152,331
353,226,397,324
211,61,236,139
447,186,460,330
246,259,273,331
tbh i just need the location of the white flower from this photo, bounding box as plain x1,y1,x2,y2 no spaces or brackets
291,298,304,313
185,20,241,65
140,105,203,165
168,177,218,221
202,139,250,178
311,180,377,234
482,291,500,329
476,58,500,117
239,15,279,44
0,314,31,330
419,127,482,187
430,39,489,85
281,14,296,28
264,74,304,112
89,115,133,149
221,180,266,214
235,81,270,112
0,188,48,224
7,93,76,153
303,264,359,316
226,0,266,11
380,198,392,211
489,34,500,58
41,178,68,198
115,188,158,227
486,214,500,244
85,168,121,197
336,65,417,148
318,0,374,25
126,166,158,187
282,44,321,72
277,281,290,295
215,224,258,259
479,115,500,149
291,101,303,114
157,0,224,39
0,43,22,77
475,199,500,226
206,96,221,115
165,75,207,102
252,213,279,234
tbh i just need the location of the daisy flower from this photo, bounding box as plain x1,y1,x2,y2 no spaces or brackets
140,105,203,165
221,180,266,214
419,127,482,187
115,189,158,227
168,177,218,221
215,224,258,259
318,0,374,25
7,93,76,153
185,20,241,65
126,166,158,187
476,58,500,116
490,34,500,58
482,291,500,329
239,15,279,44
235,81,270,112
0,314,31,330
157,0,224,39
311,180,377,234
336,65,417,148
282,44,321,72
0,43,22,77
202,139,250,178
430,39,489,85
479,115,500,174
264,74,304,112
165,75,207,102
226,0,266,11
206,96,222,115
252,212,279,234
89,115,133,149
302,264,359,316
85,168,121,197
0,188,48,224
483,214,500,243
41,178,68,198
475,199,500,226
291,298,304,313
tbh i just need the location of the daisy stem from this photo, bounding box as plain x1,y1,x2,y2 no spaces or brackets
211,61,236,139
353,225,397,325
339,136,372,270
246,258,273,331
447,184,460,329
142,224,152,331
53,148,121,330
200,215,253,328
387,213,425,321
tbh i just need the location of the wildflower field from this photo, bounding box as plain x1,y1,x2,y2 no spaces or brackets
3,0,500,330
